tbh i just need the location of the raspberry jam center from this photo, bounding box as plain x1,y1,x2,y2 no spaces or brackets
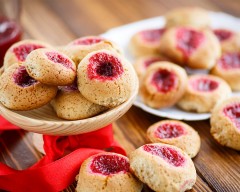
59,79,78,92
223,103,240,129
144,58,164,68
213,29,233,42
140,28,165,43
71,37,103,45
143,144,185,167
155,123,186,139
88,52,123,81
13,66,37,87
151,69,177,92
218,52,240,70
191,78,219,92
90,154,129,175
13,44,45,62
176,28,205,59
46,52,73,69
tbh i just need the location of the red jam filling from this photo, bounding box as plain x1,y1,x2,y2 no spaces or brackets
213,29,233,42
13,44,45,62
144,57,164,68
140,28,165,43
151,69,177,93
87,52,123,81
218,52,240,70
223,103,240,129
143,144,185,167
90,154,129,175
191,78,219,92
154,123,186,139
59,79,78,92
13,66,37,87
176,28,205,59
46,52,73,69
70,37,103,45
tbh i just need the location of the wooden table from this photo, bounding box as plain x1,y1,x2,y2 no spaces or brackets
1,0,240,191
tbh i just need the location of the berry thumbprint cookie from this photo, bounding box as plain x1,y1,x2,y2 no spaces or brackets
0,64,57,110
129,28,165,57
211,97,240,150
24,48,76,86
178,74,231,113
147,120,201,158
211,52,240,91
130,143,196,192
77,49,136,108
3,39,51,69
140,62,187,108
160,27,220,69
76,152,143,192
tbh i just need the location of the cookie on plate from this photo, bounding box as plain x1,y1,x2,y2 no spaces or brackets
177,74,231,113
147,120,201,158
210,97,240,150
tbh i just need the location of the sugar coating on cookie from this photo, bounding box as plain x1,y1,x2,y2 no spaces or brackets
140,61,187,109
129,143,196,192
177,74,231,113
159,27,221,69
129,28,165,57
211,52,240,91
147,120,201,158
0,64,57,110
211,97,240,150
76,152,143,192
165,7,210,29
24,48,76,86
3,39,51,69
51,81,107,120
77,49,136,107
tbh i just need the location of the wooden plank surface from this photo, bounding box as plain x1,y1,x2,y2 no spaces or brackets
1,0,240,191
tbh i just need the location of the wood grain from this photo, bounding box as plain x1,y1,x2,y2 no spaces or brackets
1,0,240,191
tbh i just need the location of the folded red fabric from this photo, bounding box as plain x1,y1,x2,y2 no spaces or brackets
0,120,126,192
0,116,19,130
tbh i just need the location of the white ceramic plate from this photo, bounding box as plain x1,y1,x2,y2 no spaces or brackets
101,12,240,121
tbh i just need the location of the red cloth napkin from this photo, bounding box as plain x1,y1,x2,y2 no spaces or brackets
0,117,126,192
0,116,19,134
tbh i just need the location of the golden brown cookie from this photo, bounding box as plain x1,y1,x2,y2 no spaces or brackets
177,74,231,113
129,143,196,192
140,61,187,109
76,152,143,192
159,27,221,69
0,64,57,110
211,51,240,91
129,28,165,57
77,49,136,108
147,120,201,158
24,48,76,86
165,7,210,29
210,97,240,150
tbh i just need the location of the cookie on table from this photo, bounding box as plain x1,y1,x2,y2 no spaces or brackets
3,39,51,69
211,51,240,91
140,61,187,109
129,143,196,192
177,74,231,113
0,64,57,110
77,49,136,108
210,97,240,150
159,27,221,69
58,36,121,65
51,81,107,120
129,28,165,57
133,54,169,78
147,120,201,158
76,152,143,192
24,48,76,86
213,29,240,52
165,7,210,29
